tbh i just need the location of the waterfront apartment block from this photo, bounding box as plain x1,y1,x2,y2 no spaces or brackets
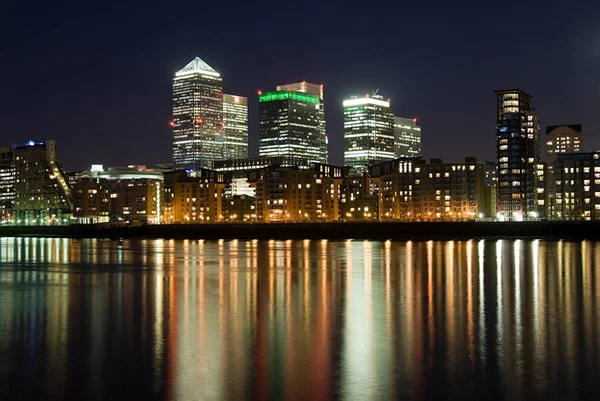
172,57,224,170
554,152,600,220
394,117,422,158
12,140,72,225
369,157,485,221
0,147,14,223
72,165,164,224
495,89,540,221
163,169,226,223
344,94,395,173
249,163,344,221
223,94,248,160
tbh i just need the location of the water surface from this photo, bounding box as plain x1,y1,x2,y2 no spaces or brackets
0,237,599,400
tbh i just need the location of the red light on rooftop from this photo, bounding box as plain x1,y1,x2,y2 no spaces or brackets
169,121,175,127
387,98,390,102
366,94,370,98
413,118,417,122
257,90,262,95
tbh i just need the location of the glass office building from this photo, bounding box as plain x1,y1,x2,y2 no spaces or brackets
344,94,395,173
223,94,248,160
277,82,328,163
258,90,324,163
394,117,422,158
172,57,224,170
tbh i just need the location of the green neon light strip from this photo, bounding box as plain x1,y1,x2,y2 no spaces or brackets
259,91,319,104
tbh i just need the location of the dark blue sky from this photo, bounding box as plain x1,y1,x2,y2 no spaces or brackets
1,0,598,169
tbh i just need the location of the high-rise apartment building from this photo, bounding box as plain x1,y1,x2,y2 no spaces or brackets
172,57,223,170
546,124,583,163
12,140,72,225
277,82,328,163
344,94,395,173
258,90,324,163
0,147,14,223
495,89,540,221
222,94,248,160
394,117,422,158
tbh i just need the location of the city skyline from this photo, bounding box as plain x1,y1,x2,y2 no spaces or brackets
1,1,598,170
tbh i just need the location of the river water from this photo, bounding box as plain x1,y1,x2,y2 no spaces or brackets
0,237,599,400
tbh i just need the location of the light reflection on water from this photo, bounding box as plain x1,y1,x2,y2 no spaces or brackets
0,238,600,400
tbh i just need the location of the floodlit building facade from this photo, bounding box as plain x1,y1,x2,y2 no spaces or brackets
222,94,248,160
12,140,72,225
258,90,325,163
163,169,226,223
172,57,224,170
369,157,485,221
344,94,395,173
249,163,344,221
277,81,328,163
495,89,540,221
0,147,14,223
394,117,422,158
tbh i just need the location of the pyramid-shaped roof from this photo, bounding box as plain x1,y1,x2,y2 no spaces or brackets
175,57,220,77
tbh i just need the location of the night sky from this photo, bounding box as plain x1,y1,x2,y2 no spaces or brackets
1,0,598,170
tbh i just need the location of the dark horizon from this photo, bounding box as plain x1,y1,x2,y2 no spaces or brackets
1,0,598,170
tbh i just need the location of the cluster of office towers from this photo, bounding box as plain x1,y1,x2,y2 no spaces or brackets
1,59,596,225
172,57,422,173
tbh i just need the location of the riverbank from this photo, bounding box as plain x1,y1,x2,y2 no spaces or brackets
1,221,600,240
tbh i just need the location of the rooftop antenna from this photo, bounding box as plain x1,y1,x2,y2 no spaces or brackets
373,88,379,96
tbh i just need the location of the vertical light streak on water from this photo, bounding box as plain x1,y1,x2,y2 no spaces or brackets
341,241,375,400
153,269,164,393
478,240,486,366
466,240,475,365
427,240,434,366
496,240,504,367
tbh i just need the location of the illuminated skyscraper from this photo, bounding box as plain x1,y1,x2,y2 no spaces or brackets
172,57,223,170
394,117,422,158
277,82,328,163
343,94,395,173
223,94,248,160
258,90,324,163
495,89,540,221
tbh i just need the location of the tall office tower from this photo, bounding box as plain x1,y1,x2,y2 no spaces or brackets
12,140,72,225
344,93,395,173
258,90,324,163
546,124,583,163
277,82,328,163
0,147,15,223
394,117,422,158
172,57,223,170
495,89,540,221
222,94,248,160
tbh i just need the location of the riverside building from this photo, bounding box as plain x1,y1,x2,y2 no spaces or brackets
495,89,540,221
